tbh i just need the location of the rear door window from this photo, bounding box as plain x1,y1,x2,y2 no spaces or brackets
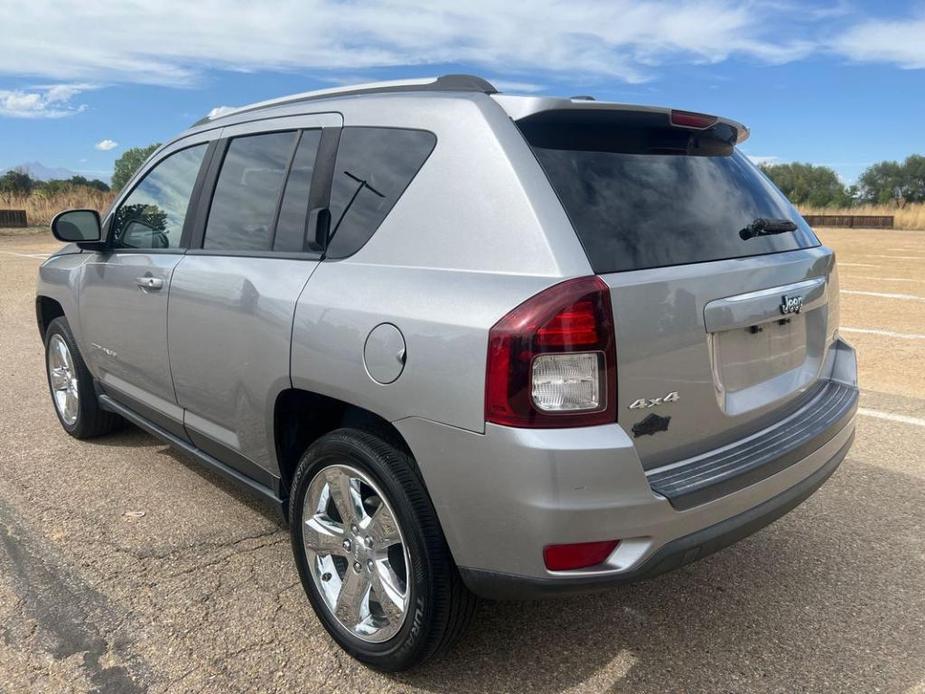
518,110,819,274
326,127,436,259
204,131,296,251
273,130,322,252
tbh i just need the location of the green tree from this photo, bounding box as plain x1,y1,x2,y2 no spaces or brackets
112,143,160,191
0,169,35,196
856,154,925,205
759,162,849,207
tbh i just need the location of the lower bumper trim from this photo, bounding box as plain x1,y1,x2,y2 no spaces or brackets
459,430,854,600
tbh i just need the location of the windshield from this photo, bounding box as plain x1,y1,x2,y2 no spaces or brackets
519,110,819,274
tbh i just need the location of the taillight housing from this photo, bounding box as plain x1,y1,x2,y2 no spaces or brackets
485,276,617,428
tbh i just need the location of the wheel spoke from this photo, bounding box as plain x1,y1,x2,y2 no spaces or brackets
325,469,362,525
369,562,405,625
303,515,347,556
50,367,69,391
366,501,401,550
64,391,78,421
334,567,370,628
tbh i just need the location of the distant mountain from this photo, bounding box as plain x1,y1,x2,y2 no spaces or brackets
1,161,109,184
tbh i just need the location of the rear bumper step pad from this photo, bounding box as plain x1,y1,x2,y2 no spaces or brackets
647,380,858,510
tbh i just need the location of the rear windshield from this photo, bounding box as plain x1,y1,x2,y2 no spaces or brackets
518,110,819,274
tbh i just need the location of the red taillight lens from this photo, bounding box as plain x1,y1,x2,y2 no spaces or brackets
543,540,620,571
485,276,617,428
670,109,719,129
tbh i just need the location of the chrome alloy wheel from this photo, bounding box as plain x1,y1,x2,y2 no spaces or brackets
47,334,79,426
302,463,411,643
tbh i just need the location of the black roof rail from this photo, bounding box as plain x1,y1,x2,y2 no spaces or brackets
192,74,498,126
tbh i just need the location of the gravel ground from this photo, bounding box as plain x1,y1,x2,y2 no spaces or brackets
0,227,922,693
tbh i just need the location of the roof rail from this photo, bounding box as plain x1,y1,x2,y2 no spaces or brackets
192,74,497,126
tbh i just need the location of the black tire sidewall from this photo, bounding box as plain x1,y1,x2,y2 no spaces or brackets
289,430,439,670
44,317,91,436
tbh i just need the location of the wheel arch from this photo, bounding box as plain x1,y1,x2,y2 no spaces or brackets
36,295,65,340
274,388,421,499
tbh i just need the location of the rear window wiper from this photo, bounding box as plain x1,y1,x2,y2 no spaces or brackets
739,217,797,240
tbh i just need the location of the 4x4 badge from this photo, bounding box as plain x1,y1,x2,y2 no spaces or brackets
628,391,679,410
780,294,804,315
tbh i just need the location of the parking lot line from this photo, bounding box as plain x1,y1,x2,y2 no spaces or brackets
841,290,925,301
841,327,925,340
842,275,925,284
860,254,925,260
838,262,879,267
0,251,49,259
858,407,925,428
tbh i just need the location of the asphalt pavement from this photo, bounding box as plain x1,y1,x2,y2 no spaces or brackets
0,228,922,693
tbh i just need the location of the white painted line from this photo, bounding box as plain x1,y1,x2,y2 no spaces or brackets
860,254,925,260
842,327,925,340
0,250,50,259
842,289,925,301
842,275,925,284
858,408,925,429
838,262,879,267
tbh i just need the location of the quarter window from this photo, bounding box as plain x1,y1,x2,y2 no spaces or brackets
110,144,207,250
204,132,296,251
326,128,436,259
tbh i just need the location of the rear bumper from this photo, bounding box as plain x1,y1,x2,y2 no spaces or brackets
460,430,853,599
395,338,858,600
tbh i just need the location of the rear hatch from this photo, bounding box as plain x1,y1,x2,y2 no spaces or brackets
516,107,837,469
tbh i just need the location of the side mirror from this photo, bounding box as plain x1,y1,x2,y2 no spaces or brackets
51,209,104,249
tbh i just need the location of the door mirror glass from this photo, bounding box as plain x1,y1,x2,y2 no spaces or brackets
51,209,102,243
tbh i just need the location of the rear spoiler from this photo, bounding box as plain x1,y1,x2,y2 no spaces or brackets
492,94,750,144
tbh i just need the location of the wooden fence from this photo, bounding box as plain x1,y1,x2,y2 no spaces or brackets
803,214,894,229
0,210,28,227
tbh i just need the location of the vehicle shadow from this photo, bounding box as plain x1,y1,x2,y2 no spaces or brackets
87,425,287,529
395,455,925,693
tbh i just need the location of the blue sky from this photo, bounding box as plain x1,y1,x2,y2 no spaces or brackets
1,0,923,184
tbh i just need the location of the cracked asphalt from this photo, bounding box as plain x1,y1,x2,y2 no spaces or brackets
1,228,923,693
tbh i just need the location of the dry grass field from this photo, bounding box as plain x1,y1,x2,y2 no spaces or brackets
1,190,115,227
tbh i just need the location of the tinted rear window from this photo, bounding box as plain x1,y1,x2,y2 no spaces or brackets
519,110,819,274
326,127,436,259
205,131,296,251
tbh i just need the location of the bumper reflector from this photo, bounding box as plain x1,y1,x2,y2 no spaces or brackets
543,540,620,571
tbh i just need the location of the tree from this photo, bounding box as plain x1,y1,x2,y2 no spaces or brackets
0,169,35,196
759,162,849,207
856,154,925,205
112,143,160,191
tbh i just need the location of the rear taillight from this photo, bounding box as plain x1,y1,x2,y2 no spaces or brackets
485,276,617,428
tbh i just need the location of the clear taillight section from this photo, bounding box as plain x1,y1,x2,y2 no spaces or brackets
485,276,617,428
531,353,602,412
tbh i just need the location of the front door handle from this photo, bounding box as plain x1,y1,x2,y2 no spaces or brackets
136,276,164,291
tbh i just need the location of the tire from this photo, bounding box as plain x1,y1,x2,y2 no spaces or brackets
44,316,122,439
289,428,477,671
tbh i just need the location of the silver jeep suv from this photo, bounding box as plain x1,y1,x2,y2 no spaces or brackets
37,75,858,670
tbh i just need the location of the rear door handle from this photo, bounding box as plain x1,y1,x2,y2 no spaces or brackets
136,276,164,291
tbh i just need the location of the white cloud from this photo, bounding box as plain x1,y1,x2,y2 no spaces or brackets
491,80,546,94
207,105,237,118
0,1,827,87
95,138,118,151
0,83,94,118
830,15,925,69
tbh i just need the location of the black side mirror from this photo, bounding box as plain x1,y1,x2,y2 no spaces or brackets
51,209,105,249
